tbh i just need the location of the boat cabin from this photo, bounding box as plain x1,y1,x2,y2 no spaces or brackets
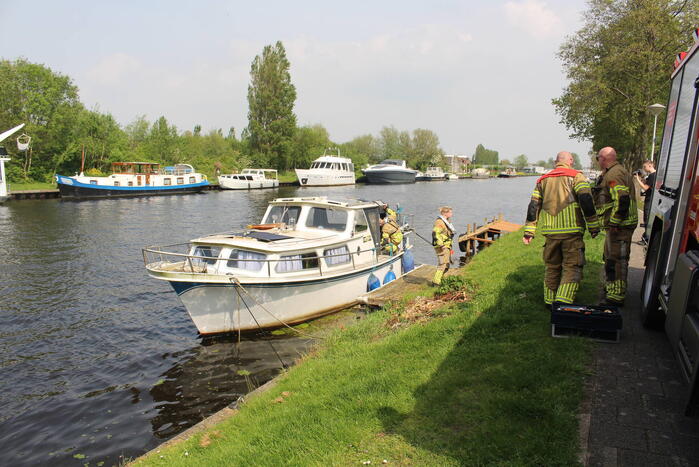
176,197,392,278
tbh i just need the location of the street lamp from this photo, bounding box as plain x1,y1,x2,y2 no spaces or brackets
647,103,666,162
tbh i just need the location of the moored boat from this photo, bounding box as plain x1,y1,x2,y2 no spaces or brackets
416,166,448,181
295,148,355,186
218,169,278,190
470,168,490,179
56,162,208,199
497,167,517,178
142,197,414,334
363,159,418,184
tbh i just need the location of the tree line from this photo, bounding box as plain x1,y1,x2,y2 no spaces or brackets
554,0,699,169
0,42,447,183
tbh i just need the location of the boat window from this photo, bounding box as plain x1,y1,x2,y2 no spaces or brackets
90,180,98,185
128,181,134,186
324,245,350,266
191,246,221,267
246,176,253,180
189,176,195,183
164,178,171,186
354,210,369,233
114,181,120,186
177,177,184,185
276,253,319,272
363,206,381,250
227,249,266,271
306,207,348,231
265,205,302,225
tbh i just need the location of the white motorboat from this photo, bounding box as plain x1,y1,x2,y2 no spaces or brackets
471,168,491,179
416,166,448,181
0,124,25,203
295,149,355,186
447,173,459,180
56,162,209,199
218,169,278,190
497,167,517,178
362,159,418,184
143,197,414,334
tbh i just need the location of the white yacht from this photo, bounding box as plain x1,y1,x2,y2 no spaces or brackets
143,197,414,334
416,166,447,181
363,159,418,184
218,169,278,190
295,149,355,186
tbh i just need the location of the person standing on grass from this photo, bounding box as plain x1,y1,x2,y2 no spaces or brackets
594,146,638,306
432,206,455,286
523,151,600,307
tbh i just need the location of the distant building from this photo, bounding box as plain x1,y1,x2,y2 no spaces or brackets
522,166,546,174
444,155,471,173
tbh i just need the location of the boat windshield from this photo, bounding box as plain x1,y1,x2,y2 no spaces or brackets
305,207,348,231
264,205,302,225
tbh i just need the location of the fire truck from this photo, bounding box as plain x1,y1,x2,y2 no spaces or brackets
641,28,699,415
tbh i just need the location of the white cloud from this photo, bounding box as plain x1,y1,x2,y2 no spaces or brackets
503,0,563,40
86,53,141,86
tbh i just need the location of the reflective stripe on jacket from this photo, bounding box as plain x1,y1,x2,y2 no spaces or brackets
524,163,600,236
595,162,638,228
433,218,453,248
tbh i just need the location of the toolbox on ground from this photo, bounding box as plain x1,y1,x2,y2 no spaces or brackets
551,303,622,342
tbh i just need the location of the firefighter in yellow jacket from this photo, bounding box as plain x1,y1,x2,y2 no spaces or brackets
432,206,455,285
380,212,402,254
523,152,600,306
595,146,638,305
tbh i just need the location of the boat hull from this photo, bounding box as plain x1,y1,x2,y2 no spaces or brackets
363,170,417,184
162,255,403,334
218,178,279,190
294,169,355,186
56,176,208,199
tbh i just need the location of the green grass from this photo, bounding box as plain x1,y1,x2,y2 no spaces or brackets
8,181,57,192
278,171,299,183
134,231,603,466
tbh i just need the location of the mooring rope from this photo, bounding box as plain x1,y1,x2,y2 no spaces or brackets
228,277,327,340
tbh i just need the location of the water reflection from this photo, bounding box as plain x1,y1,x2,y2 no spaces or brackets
149,334,312,439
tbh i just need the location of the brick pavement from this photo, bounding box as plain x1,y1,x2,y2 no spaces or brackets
581,227,699,466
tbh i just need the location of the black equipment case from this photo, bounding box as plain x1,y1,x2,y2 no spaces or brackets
551,303,623,342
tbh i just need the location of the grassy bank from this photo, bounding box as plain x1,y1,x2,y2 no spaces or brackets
135,231,604,466
8,181,56,192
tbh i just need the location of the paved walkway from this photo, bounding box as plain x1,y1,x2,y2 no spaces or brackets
583,227,699,466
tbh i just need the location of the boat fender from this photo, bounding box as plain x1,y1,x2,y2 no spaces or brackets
383,270,396,285
401,249,414,273
367,273,381,292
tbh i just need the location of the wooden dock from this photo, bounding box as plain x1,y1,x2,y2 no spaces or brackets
457,214,522,257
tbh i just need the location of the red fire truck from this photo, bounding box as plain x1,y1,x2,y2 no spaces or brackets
641,28,699,415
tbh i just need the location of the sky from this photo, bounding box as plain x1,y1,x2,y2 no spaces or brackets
0,0,593,163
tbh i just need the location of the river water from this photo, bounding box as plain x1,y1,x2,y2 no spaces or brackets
0,177,533,466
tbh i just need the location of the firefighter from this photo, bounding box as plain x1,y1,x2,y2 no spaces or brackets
432,206,455,285
523,152,600,306
380,212,402,254
595,146,638,305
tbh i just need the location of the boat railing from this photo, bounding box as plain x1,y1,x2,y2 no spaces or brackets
142,242,395,278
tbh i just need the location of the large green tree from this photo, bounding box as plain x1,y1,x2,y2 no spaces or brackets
0,58,83,180
514,154,528,169
246,41,297,170
473,144,499,165
553,0,699,168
